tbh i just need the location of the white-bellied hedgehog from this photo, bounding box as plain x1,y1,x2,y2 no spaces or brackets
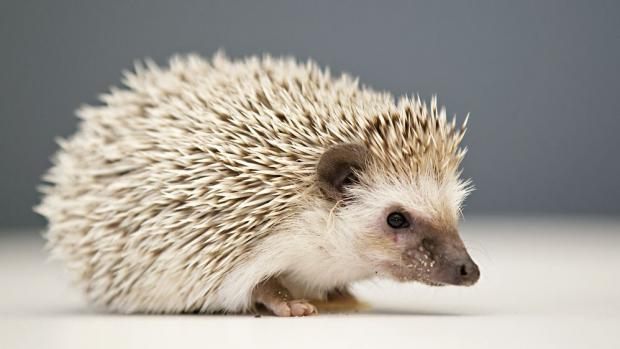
36,53,479,316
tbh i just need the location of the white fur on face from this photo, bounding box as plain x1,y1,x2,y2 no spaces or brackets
345,171,472,229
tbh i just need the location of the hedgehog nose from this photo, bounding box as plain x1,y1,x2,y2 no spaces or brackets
455,258,480,286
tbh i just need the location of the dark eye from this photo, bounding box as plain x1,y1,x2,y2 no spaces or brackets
387,212,409,229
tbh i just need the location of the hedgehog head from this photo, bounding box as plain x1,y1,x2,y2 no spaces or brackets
316,97,478,286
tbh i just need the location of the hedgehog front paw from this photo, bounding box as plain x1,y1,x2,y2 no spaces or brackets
253,277,318,317
269,299,317,317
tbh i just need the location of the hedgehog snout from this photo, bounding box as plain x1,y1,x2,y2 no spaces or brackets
401,235,479,286
456,258,480,285
434,242,480,286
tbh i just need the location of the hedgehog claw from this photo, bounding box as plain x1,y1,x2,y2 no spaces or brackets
269,299,317,317
253,277,318,317
289,300,318,316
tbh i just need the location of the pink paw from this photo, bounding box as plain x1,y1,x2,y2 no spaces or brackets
271,300,318,317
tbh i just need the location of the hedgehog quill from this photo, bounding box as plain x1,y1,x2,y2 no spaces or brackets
37,53,479,316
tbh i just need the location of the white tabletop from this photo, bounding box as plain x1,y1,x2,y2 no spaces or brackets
2,216,619,349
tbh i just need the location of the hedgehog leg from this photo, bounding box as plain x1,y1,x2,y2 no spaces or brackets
252,277,318,317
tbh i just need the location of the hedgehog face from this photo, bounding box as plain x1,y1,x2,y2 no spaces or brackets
317,143,479,287
374,203,479,286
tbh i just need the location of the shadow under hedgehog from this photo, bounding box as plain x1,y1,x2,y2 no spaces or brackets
36,53,479,316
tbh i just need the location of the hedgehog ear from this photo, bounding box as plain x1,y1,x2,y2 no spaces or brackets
317,143,370,202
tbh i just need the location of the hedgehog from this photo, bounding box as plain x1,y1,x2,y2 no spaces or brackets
36,53,479,316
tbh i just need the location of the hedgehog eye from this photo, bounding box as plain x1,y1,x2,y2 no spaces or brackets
387,212,409,229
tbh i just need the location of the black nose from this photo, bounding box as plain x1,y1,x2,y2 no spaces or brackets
456,260,480,285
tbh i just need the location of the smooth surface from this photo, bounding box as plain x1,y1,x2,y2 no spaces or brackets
2,1,620,228
1,217,619,349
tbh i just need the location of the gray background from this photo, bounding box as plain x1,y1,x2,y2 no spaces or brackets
1,0,619,229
